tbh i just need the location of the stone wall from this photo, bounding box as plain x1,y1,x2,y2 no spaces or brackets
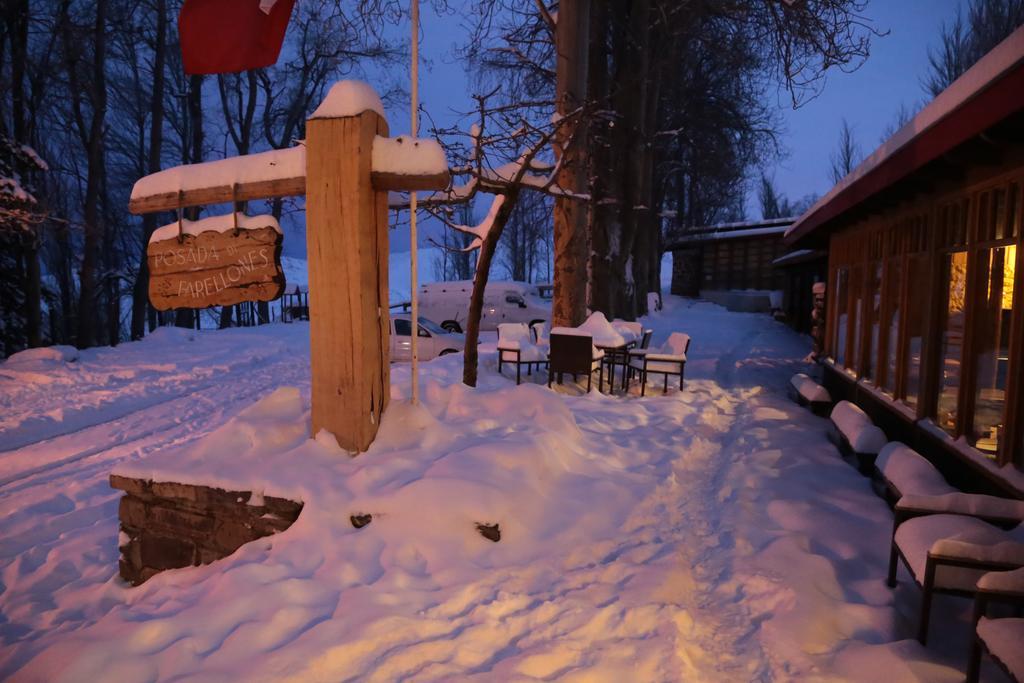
110,475,303,586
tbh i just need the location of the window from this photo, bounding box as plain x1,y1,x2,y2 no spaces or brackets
865,261,883,381
394,319,412,336
882,257,901,395
848,266,864,376
902,255,928,409
935,250,968,434
833,268,849,366
970,244,1016,456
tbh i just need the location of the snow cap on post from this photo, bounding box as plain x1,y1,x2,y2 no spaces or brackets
310,81,386,121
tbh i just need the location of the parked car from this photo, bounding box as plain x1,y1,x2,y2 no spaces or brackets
417,280,550,333
390,314,465,362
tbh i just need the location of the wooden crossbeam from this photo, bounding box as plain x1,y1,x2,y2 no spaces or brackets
129,176,306,215
128,157,450,215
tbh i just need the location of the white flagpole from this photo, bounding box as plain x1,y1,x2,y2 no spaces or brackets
409,0,420,405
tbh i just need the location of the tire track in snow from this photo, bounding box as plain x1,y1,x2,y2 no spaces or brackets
0,352,309,493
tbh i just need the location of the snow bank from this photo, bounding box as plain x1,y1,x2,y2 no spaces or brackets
830,400,887,454
4,345,79,365
130,146,305,201
309,80,385,120
0,296,974,682
149,212,281,244
372,136,447,176
790,372,830,403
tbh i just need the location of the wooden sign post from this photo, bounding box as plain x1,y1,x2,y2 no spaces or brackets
128,80,449,454
306,109,390,451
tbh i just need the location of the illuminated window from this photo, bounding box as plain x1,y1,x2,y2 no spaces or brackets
935,251,968,434
971,245,1015,456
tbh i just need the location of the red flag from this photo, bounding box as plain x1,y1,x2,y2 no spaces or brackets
178,0,296,75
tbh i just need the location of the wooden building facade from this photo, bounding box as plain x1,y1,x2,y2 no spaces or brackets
668,219,792,308
786,28,1024,497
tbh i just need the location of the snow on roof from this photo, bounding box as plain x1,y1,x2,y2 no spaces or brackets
131,146,305,202
150,212,281,244
309,80,385,120
771,249,825,267
667,223,792,248
372,136,447,176
787,25,1024,245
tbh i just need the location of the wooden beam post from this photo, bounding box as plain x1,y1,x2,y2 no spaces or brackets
306,109,390,452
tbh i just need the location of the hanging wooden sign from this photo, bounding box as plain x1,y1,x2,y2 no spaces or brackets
147,213,285,311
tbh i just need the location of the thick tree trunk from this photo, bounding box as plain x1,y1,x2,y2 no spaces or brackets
552,0,590,328
586,0,612,317
463,192,518,387
74,0,109,349
131,0,167,341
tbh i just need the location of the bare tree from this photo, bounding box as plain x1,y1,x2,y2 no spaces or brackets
58,0,109,348
829,118,860,184
414,92,587,386
925,0,1024,98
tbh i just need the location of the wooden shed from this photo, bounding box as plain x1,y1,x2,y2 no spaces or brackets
667,218,793,311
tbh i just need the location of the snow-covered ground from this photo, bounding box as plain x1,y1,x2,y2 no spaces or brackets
0,298,991,681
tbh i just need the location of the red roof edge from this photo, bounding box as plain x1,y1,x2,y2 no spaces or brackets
786,28,1024,246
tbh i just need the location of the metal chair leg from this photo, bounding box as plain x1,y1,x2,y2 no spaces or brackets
966,597,986,683
918,556,937,645
886,520,900,588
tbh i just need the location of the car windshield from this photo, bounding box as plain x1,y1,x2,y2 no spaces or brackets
417,317,449,335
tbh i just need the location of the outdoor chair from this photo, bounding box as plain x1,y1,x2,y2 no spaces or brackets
874,442,957,508
828,401,887,475
548,330,605,392
967,566,1024,683
885,492,1024,644
626,332,690,396
531,320,551,352
497,323,546,385
788,372,832,416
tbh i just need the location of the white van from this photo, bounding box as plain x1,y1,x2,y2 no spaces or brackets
417,280,550,332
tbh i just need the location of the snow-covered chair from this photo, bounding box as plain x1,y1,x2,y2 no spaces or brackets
874,442,957,507
967,567,1024,683
886,493,1024,644
611,320,642,345
577,311,627,348
828,401,887,475
626,332,690,396
497,323,546,385
531,321,550,352
548,328,605,392
788,373,832,416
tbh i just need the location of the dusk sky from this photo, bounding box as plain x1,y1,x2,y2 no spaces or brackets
385,0,968,238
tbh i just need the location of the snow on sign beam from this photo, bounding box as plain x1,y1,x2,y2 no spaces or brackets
127,135,448,214
127,80,450,453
